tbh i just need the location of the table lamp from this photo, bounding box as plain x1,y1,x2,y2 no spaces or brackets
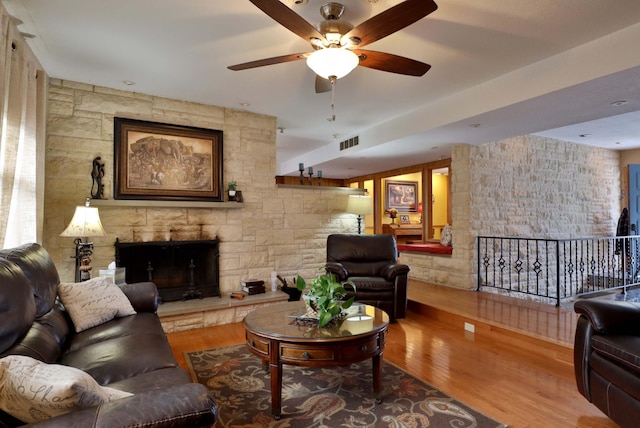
346,195,373,234
60,198,107,282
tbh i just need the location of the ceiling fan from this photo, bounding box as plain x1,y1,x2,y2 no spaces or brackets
228,0,438,93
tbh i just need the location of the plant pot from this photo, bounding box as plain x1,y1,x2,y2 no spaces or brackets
228,190,236,201
302,294,320,319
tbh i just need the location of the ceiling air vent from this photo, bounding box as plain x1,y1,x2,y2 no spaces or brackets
339,136,359,151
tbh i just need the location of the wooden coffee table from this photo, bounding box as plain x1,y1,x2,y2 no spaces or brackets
243,301,389,419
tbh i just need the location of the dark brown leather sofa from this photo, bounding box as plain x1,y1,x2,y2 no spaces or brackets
573,299,640,428
0,243,217,427
325,234,410,321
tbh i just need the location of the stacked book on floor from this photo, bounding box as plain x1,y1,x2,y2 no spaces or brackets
241,279,265,295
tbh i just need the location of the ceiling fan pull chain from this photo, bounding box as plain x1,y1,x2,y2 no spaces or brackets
329,76,336,122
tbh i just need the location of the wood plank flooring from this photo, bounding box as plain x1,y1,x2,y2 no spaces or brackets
167,280,618,428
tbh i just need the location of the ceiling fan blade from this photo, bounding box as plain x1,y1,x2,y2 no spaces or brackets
249,0,325,43
315,75,332,93
228,52,308,71
354,50,431,76
344,0,438,48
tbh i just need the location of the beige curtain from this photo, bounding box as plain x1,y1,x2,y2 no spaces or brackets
0,9,45,247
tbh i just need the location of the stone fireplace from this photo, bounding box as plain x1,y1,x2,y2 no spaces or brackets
115,238,221,302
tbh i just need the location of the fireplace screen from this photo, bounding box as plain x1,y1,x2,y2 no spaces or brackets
115,239,221,302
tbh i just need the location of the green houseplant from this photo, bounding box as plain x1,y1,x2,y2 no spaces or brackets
296,271,356,327
227,180,237,201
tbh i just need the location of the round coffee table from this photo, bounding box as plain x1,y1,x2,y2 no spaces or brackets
243,301,389,419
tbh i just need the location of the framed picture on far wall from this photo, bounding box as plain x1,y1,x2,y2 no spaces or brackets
385,180,418,212
114,118,224,201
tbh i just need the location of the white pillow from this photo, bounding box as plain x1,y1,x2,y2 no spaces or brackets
0,355,133,423
58,276,136,332
440,223,453,247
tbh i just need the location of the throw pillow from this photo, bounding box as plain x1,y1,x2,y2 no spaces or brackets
440,224,453,247
58,276,136,332
0,355,132,423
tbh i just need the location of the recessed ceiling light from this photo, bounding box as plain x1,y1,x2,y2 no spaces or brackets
469,123,482,128
579,133,591,138
122,80,135,86
611,100,628,106
239,102,250,107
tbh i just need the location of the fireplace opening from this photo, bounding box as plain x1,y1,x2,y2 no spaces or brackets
115,238,221,302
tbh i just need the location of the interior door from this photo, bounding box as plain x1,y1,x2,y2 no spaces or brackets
626,164,640,280
629,165,640,235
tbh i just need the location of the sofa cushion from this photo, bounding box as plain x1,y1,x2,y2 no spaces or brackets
58,277,136,333
66,312,166,353
61,333,178,385
0,305,70,363
0,355,132,424
0,243,60,318
0,258,36,354
107,367,192,394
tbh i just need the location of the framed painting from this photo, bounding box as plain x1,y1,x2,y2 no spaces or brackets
114,118,223,201
385,180,418,212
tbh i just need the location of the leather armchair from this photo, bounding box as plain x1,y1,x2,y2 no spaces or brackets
573,299,640,428
325,234,410,320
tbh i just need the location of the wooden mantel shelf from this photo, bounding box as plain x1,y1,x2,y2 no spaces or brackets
90,199,243,208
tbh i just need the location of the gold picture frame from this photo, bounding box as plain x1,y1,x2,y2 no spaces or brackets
114,118,223,201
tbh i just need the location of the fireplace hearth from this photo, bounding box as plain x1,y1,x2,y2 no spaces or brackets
115,238,221,302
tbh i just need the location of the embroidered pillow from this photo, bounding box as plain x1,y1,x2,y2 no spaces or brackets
58,276,136,332
0,355,132,423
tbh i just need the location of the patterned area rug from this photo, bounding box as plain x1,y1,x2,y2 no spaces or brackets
186,345,509,428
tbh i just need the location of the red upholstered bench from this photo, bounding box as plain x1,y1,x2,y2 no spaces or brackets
397,243,453,255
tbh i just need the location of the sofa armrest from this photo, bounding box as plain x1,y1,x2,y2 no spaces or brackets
574,299,640,335
119,282,159,313
325,262,348,282
380,263,410,281
26,383,217,428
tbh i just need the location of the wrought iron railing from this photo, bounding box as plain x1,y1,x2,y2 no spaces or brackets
477,236,640,306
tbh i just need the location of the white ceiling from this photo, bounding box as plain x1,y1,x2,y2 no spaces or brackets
4,0,640,179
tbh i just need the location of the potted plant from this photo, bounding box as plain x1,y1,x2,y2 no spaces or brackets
296,270,356,327
227,181,237,201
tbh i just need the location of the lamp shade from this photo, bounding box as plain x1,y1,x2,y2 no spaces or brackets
346,195,373,216
60,201,106,238
307,48,359,79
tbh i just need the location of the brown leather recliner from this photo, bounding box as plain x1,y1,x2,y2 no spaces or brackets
325,234,410,321
573,299,640,428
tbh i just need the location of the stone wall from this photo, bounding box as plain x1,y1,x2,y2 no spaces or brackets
44,79,360,293
469,135,619,239
404,135,620,290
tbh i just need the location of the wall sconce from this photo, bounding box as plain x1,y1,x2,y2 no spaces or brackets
60,198,107,282
346,195,373,234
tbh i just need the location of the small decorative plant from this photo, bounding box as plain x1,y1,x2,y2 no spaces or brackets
227,181,237,191
296,270,356,327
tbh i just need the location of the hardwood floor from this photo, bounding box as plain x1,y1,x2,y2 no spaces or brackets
166,280,617,428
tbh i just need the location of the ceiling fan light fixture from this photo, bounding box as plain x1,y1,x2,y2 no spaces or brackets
307,48,359,79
